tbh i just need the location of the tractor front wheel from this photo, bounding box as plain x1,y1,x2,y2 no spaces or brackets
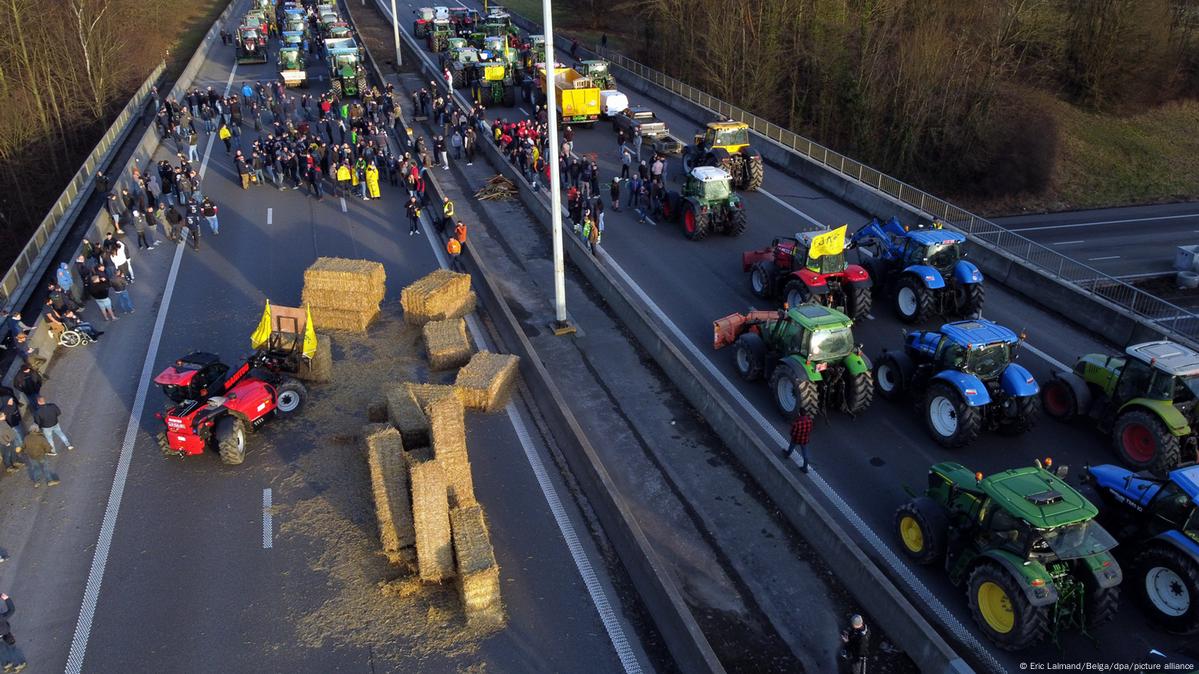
217,417,247,466
1001,395,1039,435
925,382,981,448
874,353,908,401
1113,409,1181,475
157,431,172,456
734,334,766,382
846,283,872,320
770,363,819,420
1134,545,1199,634
1040,377,1078,421
895,276,932,324
749,262,775,299
783,280,812,309
844,368,873,415
682,202,709,241
894,496,948,565
275,378,308,416
956,282,985,318
725,209,747,237
357,74,369,97
967,562,1050,650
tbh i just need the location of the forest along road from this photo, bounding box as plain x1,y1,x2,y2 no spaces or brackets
385,0,1199,669
0,15,657,674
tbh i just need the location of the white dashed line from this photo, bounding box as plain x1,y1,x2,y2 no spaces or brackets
340,197,348,213
262,488,273,549
267,207,272,225
1052,240,1085,245
1089,255,1121,261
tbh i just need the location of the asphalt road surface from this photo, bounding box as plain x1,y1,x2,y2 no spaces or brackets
0,10,652,674
994,202,1199,279
386,1,1199,669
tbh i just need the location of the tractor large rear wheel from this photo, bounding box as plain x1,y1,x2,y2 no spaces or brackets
331,78,343,98
744,154,764,191
217,417,247,466
1134,545,1199,634
846,283,872,320
1085,580,1120,630
956,282,985,318
275,378,307,416
894,496,948,565
1113,409,1181,475
967,562,1049,651
925,382,981,448
749,262,775,299
682,202,709,241
895,276,932,324
733,334,766,382
844,367,873,415
725,209,747,237
770,363,819,420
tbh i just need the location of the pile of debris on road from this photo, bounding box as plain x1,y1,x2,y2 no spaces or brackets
474,175,518,201
302,257,386,332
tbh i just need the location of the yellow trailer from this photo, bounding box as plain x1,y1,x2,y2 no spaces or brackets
536,65,600,126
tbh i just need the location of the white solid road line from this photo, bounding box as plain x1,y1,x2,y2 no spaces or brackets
1089,255,1121,261
1052,240,1085,245
263,488,273,549
64,61,239,674
267,207,273,225
758,188,825,230
1008,212,1199,232
340,196,348,213
1021,342,1070,372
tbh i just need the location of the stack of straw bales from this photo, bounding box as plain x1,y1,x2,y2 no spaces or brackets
451,504,503,623
456,351,520,413
302,257,386,332
386,382,458,450
423,318,473,371
364,424,416,567
410,456,455,582
401,270,476,325
428,396,476,508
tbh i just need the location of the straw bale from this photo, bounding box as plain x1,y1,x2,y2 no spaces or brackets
309,306,379,332
455,352,520,412
423,318,473,371
387,383,461,450
428,396,476,508
402,270,472,323
408,382,461,413
301,287,382,311
295,333,333,383
364,425,416,566
451,505,503,623
305,257,387,287
411,460,454,582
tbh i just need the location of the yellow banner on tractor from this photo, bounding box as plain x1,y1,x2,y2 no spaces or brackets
251,301,273,350
809,225,847,259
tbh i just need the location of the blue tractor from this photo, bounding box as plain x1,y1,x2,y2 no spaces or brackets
875,319,1039,447
1080,463,1199,634
848,217,984,324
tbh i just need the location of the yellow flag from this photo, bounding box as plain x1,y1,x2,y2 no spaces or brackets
251,301,272,350
809,225,847,259
303,305,318,360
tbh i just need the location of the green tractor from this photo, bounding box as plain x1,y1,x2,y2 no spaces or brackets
895,461,1123,650
576,59,615,90
427,19,453,53
714,304,873,418
1041,340,1199,475
278,45,307,88
476,61,516,107
661,166,747,241
325,39,368,98
521,35,547,71
445,45,481,87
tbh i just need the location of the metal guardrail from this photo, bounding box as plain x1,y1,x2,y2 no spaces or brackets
0,61,165,307
594,45,1199,346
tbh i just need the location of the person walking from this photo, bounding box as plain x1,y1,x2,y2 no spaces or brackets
184,206,202,251
201,197,220,234
0,414,21,473
441,197,454,233
446,236,464,272
609,177,621,212
782,411,813,472
32,397,72,454
218,122,232,154
840,614,869,674
406,196,421,236
110,269,134,314
187,129,200,162
17,428,57,488
0,594,27,671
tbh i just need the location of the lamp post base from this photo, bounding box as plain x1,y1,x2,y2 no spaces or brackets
550,319,577,336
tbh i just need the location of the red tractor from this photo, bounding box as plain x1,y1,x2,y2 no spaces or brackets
742,231,873,320
153,303,318,465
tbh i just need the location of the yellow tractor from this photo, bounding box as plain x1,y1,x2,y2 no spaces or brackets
682,121,764,192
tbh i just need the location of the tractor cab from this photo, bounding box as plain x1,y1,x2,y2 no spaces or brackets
447,37,468,56
772,304,856,364
154,352,231,404
281,30,304,49
684,165,732,201
482,13,512,37
239,27,263,47
456,47,481,64
908,320,1022,381
1113,341,1199,408
279,46,302,69
901,229,967,273
416,6,434,22
577,60,614,89
327,24,352,40
250,301,318,375
695,121,750,154
449,7,479,34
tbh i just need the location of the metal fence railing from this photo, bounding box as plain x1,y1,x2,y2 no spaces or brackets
594,45,1199,346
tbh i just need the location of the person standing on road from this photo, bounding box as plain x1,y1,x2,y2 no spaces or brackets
184,206,202,251
12,365,41,409
0,594,27,671
840,614,869,674
109,269,134,315
441,197,454,233
0,414,21,474
365,162,381,200
108,235,134,281
446,236,463,272
782,411,813,472
201,197,219,235
609,177,621,212
87,272,116,321
1,399,22,447
17,428,57,488
32,397,72,454
406,196,422,236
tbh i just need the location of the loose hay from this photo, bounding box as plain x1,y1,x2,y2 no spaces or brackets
364,424,416,567
295,333,333,383
302,287,383,311
411,460,454,582
310,306,379,332
451,505,503,624
455,351,520,412
304,257,387,293
423,318,473,371
428,396,476,508
402,270,473,325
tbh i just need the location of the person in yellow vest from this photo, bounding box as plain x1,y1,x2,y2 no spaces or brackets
446,236,464,271
336,163,352,198
350,163,360,195
365,163,381,200
441,196,454,232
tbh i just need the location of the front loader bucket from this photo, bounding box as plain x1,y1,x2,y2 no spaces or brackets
742,247,772,272
713,311,776,349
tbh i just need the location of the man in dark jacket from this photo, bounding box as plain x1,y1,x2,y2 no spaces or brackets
0,594,27,671
841,614,869,674
0,399,21,446
17,428,57,487
11,366,40,408
32,397,72,454
0,414,20,472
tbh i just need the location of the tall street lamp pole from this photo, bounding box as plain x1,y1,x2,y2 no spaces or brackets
541,0,573,334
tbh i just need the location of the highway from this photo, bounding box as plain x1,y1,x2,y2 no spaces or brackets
994,202,1199,279
384,1,1199,669
0,9,653,673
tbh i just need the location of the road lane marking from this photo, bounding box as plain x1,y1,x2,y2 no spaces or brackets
758,187,824,229
1089,255,1121,261
65,59,240,674
340,196,348,213
1053,240,1085,245
267,207,273,225
1007,212,1199,232
518,107,530,115
263,488,273,549
1021,342,1070,372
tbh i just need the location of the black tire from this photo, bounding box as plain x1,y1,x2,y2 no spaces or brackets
733,333,766,382
1133,545,1199,634
725,208,747,237
1085,581,1120,630
894,496,949,565
874,353,908,401
274,378,307,416
1002,395,1039,435
1040,377,1078,421
682,201,708,241
749,262,775,300
157,431,172,456
967,562,1050,651
956,282,985,317
894,275,933,324
744,153,764,191
1112,409,1182,475
452,69,465,87
356,74,368,97
783,279,811,309
846,283,872,320
844,367,874,415
216,416,247,466
331,78,343,98
770,362,820,420
924,382,981,448
681,148,699,174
